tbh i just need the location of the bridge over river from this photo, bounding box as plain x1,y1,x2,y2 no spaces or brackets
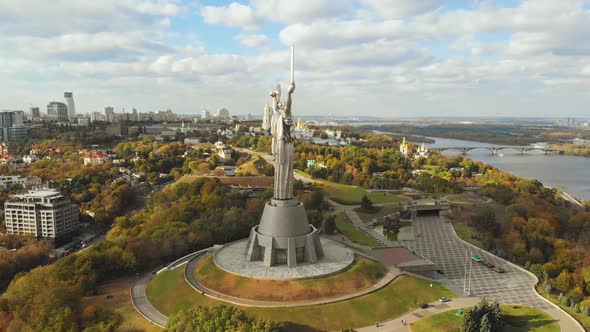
431,146,564,155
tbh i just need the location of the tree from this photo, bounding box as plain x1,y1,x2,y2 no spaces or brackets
360,195,373,211
461,299,503,332
165,305,281,332
480,313,492,332
472,208,498,234
324,215,336,234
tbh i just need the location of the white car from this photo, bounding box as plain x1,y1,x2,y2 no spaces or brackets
439,297,450,302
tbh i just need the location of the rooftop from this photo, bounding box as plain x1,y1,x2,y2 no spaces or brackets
17,189,61,198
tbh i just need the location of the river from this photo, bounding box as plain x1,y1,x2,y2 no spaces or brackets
375,131,590,201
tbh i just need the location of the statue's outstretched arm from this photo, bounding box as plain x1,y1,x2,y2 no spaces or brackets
284,83,295,122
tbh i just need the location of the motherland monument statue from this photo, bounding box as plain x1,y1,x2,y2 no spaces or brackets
245,46,324,267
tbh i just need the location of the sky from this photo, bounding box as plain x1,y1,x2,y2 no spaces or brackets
1,0,589,118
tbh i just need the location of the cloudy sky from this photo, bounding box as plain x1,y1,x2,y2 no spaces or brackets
1,0,589,118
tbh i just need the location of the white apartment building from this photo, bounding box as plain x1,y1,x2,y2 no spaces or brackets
4,189,79,245
0,175,26,188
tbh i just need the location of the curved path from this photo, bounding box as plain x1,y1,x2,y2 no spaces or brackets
130,272,168,328
184,252,400,308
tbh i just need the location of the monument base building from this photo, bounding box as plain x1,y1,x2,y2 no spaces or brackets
245,199,323,267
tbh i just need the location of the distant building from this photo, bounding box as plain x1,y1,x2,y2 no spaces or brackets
0,110,28,142
0,176,26,188
415,143,430,158
184,138,201,145
293,119,314,139
400,137,410,157
47,102,68,122
77,116,90,126
90,112,104,122
105,106,115,123
64,92,75,120
215,165,236,176
262,104,272,131
201,110,210,120
0,142,9,158
215,108,230,119
83,151,110,165
214,141,233,159
30,107,41,121
4,189,79,245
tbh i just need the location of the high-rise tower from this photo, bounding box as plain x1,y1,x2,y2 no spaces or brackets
64,92,75,120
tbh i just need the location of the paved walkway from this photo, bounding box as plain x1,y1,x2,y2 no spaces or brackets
400,214,583,332
130,272,167,328
358,297,482,332
185,252,401,308
329,198,399,247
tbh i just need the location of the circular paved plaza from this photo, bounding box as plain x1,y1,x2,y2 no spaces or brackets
214,238,354,280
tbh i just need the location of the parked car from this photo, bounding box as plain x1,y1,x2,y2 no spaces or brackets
419,303,429,309
494,267,505,273
471,254,483,262
439,297,450,302
483,261,495,268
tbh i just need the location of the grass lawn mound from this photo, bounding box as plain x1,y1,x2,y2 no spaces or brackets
81,277,161,332
236,155,272,176
443,193,492,205
146,266,455,331
313,180,407,205
335,212,382,247
411,305,559,332
195,255,386,302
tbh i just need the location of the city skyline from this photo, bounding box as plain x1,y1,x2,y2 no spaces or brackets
1,0,590,117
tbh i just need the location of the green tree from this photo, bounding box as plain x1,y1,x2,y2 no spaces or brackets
324,215,336,234
165,305,281,332
360,195,373,211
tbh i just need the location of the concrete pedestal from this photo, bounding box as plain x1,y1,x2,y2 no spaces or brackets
245,199,324,267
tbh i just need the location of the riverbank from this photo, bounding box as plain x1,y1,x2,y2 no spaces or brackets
377,130,590,202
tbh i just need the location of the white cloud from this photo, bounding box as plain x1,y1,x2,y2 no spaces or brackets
201,2,260,30
234,34,270,47
280,20,404,48
361,0,445,18
1,0,590,117
253,0,354,24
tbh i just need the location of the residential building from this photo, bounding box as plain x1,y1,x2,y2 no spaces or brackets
83,151,110,165
91,111,104,122
0,176,26,188
77,116,90,126
0,110,29,142
64,92,75,120
30,107,41,121
105,106,115,122
47,102,68,122
4,189,79,245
